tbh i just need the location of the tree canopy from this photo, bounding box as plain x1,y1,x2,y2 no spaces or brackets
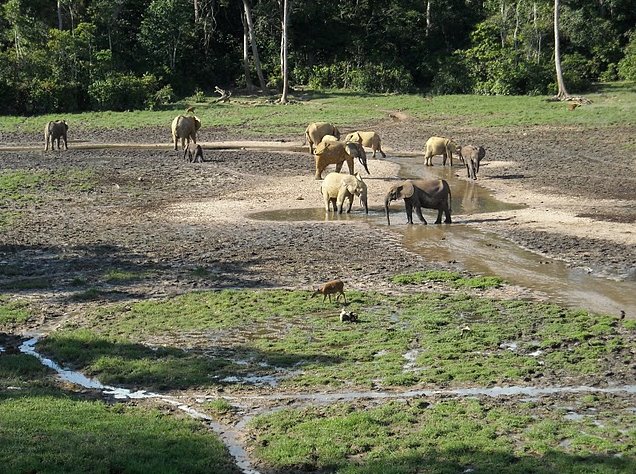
1,0,635,113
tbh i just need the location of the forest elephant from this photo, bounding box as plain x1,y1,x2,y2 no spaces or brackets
424,136,459,166
43,120,69,151
171,115,202,150
321,172,368,214
459,145,486,180
305,122,340,154
183,143,204,163
384,178,452,225
344,131,386,158
313,140,369,180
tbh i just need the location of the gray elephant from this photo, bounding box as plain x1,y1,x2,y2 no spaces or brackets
424,136,459,166
384,179,452,225
43,120,69,151
459,145,486,180
305,122,340,154
313,140,369,180
344,131,386,158
171,115,202,150
321,172,368,214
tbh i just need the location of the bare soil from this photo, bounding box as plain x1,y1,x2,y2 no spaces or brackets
0,116,635,330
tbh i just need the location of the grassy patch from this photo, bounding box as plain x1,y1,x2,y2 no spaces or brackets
0,297,31,325
247,396,636,473
0,277,51,291
1,83,634,136
391,270,504,289
0,363,239,474
36,289,634,390
103,269,148,283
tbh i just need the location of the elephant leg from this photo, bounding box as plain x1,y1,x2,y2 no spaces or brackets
416,206,428,224
346,195,354,213
404,201,414,224
444,208,452,224
62,135,68,150
335,162,343,173
380,148,386,158
434,208,443,224
346,158,354,175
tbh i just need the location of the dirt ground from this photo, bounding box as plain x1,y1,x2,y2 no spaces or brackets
0,115,635,328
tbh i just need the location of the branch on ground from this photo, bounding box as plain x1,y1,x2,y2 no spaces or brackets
214,86,232,103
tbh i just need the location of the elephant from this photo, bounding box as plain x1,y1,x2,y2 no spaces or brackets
183,143,204,163
313,140,370,180
320,134,340,144
459,145,486,180
321,172,368,214
305,122,340,154
384,178,452,225
424,136,460,166
43,120,69,151
171,115,202,150
344,131,386,158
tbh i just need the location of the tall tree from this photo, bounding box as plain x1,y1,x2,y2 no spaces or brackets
243,0,266,90
552,0,569,99
241,8,254,91
279,0,289,103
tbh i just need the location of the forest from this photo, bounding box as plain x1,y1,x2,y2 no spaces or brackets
1,0,635,114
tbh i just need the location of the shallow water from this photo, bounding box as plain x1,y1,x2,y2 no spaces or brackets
250,155,636,317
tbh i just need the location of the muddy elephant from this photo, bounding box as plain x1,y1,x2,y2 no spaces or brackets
459,145,486,180
321,172,368,214
385,178,452,225
171,115,202,150
305,122,340,154
424,136,459,166
43,120,69,151
344,131,386,158
313,140,369,180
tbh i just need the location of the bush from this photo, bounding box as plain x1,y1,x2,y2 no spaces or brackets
618,32,636,81
88,73,161,111
560,52,594,92
308,61,413,93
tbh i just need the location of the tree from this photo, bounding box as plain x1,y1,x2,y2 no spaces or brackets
243,0,266,91
279,0,289,103
552,0,570,99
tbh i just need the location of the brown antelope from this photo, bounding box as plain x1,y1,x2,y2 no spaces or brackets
312,279,346,303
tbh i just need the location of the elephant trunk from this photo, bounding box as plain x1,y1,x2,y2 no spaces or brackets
384,195,392,225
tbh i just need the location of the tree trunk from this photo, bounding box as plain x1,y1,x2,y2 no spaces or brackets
194,0,199,22
425,1,431,37
552,0,569,99
241,11,254,91
280,0,290,103
57,0,63,30
243,0,267,91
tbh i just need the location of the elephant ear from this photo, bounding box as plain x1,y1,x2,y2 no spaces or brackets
343,179,356,194
397,181,415,199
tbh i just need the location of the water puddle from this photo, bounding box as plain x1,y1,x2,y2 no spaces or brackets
249,155,636,317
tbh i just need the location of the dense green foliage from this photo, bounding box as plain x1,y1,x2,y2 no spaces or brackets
1,0,635,113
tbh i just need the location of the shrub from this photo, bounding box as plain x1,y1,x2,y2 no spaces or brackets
618,32,636,81
308,61,413,93
88,73,161,111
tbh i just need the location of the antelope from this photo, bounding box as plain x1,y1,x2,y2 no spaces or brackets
312,279,346,303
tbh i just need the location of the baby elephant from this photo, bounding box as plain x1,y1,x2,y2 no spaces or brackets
183,143,204,163
312,279,346,303
44,120,69,151
459,145,486,180
321,172,368,214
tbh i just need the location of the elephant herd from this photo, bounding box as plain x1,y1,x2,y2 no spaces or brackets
40,114,485,226
305,121,486,226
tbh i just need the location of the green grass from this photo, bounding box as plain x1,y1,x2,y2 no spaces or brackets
247,396,636,473
391,270,504,289
35,289,635,390
0,297,31,325
0,357,238,474
1,82,634,136
103,269,148,283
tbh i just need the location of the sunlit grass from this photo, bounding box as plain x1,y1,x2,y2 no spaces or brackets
0,82,633,135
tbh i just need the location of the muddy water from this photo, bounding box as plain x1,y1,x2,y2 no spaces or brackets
251,155,636,317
